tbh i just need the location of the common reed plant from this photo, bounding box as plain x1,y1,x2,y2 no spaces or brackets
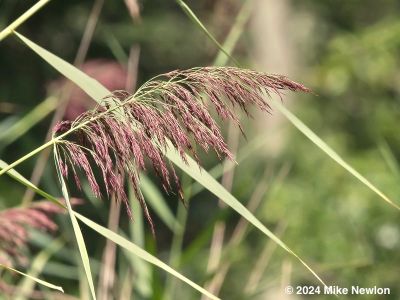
53,67,310,234
0,201,65,267
1,0,398,299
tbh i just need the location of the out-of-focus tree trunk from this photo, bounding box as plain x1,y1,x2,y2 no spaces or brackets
251,0,297,157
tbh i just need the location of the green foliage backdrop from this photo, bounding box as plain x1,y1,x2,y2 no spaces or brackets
1,1,399,299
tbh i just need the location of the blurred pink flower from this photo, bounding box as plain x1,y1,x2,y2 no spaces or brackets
50,59,128,120
0,199,79,267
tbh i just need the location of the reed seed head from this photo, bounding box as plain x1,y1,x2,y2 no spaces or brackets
53,66,310,233
0,201,73,267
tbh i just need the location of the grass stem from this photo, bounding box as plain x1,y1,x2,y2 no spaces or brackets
0,0,52,42
0,139,57,176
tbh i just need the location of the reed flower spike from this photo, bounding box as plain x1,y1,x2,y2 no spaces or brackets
53,66,310,233
0,201,68,267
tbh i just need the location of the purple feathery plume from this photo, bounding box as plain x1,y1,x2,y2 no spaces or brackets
0,200,76,267
53,66,310,234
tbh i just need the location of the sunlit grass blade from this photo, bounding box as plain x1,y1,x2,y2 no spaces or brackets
175,0,239,66
14,32,109,102
0,159,64,208
0,96,57,148
103,30,129,64
15,238,65,300
54,147,97,300
73,211,219,300
213,0,254,66
269,95,400,210
0,264,63,293
0,0,52,42
0,137,56,177
190,137,267,201
163,176,190,300
127,184,152,297
78,263,91,300
0,116,18,152
378,139,400,179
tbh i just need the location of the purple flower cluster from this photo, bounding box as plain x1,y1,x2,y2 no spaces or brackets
53,67,310,233
0,201,71,267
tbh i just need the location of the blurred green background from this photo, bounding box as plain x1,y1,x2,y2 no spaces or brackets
1,0,400,299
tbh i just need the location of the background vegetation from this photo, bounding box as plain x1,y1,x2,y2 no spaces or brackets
1,0,399,299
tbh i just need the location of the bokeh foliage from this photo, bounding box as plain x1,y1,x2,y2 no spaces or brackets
1,0,400,299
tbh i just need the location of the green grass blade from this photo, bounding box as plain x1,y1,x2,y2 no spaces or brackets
78,263,91,300
269,95,400,210
378,139,400,179
0,138,56,177
190,136,268,198
163,199,188,300
54,147,97,300
0,116,19,138
73,211,220,300
0,0,52,42
141,175,181,232
103,30,129,65
213,0,253,66
0,96,57,147
15,238,65,300
0,264,63,293
176,0,239,66
127,184,152,297
14,32,110,102
0,159,64,208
